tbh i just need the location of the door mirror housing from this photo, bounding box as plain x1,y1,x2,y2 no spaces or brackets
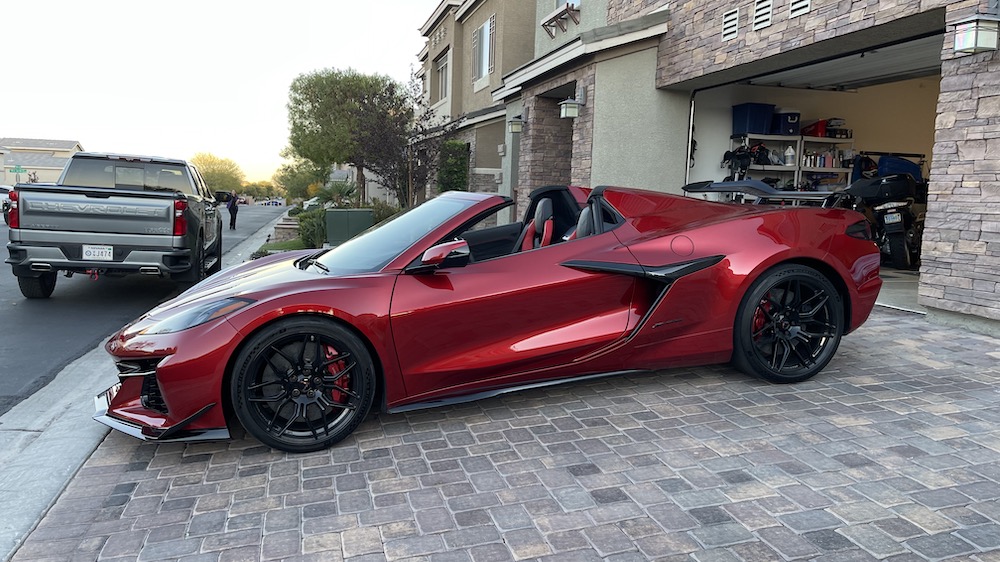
215,191,233,203
408,240,471,273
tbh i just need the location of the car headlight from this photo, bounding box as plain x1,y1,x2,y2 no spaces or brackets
142,297,255,335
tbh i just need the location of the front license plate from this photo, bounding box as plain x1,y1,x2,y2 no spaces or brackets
83,244,114,261
884,212,902,225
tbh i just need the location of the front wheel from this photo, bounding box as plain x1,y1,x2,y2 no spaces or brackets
732,265,844,384
18,272,57,299
231,318,376,453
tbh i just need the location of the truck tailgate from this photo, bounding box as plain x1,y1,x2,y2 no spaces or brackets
15,186,175,235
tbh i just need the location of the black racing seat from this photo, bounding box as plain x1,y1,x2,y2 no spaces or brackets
515,198,555,251
568,205,593,240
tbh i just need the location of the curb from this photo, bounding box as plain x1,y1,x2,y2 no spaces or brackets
0,211,286,562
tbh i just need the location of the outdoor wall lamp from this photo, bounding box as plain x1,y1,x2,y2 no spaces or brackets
559,86,586,119
953,1,1000,54
508,114,525,134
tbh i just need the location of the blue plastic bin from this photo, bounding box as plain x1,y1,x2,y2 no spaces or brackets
771,112,801,135
732,103,775,135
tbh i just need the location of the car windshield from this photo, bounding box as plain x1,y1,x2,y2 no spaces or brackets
308,195,478,275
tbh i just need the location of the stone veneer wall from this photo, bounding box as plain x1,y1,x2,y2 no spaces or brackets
517,66,596,214
605,0,954,89
920,16,1000,326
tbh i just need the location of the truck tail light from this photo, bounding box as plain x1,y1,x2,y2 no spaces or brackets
7,191,19,229
173,200,187,236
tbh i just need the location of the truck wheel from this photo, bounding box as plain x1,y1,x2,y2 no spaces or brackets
173,235,205,284
207,225,223,276
18,272,57,299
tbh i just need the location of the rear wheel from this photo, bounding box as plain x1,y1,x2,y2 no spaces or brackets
732,265,843,383
887,232,910,270
231,318,376,453
207,225,223,276
18,272,57,299
173,235,205,284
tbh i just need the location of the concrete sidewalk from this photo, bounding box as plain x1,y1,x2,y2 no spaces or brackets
6,300,1000,560
0,212,285,562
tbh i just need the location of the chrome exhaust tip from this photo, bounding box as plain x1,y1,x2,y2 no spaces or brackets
139,267,161,275
30,263,53,272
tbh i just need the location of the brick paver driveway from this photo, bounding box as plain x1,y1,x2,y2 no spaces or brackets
12,308,1000,561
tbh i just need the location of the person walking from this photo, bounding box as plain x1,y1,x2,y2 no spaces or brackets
227,191,238,230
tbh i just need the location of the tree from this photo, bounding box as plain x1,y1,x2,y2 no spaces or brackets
287,68,412,206
438,141,470,192
405,71,461,206
191,153,245,193
272,153,326,200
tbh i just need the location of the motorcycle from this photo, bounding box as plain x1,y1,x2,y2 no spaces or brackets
843,173,925,270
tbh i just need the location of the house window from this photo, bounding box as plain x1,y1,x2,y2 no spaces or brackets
434,52,449,104
472,15,496,81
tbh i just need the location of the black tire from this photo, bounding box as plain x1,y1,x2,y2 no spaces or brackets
231,317,376,453
18,272,57,299
887,232,910,270
732,265,844,384
206,225,223,276
173,235,205,284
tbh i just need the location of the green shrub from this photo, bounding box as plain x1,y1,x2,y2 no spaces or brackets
288,206,303,217
438,140,469,192
369,199,401,224
298,208,327,248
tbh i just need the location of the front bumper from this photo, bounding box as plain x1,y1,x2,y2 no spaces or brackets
94,383,230,442
96,314,242,443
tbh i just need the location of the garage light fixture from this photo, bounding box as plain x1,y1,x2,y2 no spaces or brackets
559,86,586,119
508,114,525,134
953,4,1000,54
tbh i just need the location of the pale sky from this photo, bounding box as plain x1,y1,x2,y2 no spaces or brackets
3,1,441,182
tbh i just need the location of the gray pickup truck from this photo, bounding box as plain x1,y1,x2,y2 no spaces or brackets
6,152,230,298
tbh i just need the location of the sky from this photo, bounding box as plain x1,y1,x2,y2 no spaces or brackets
3,0,441,182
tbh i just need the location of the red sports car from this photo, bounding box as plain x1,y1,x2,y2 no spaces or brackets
96,185,881,453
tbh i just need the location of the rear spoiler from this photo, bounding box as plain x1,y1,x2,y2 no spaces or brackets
682,180,849,207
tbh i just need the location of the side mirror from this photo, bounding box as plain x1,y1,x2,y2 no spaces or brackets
408,240,471,273
215,191,233,203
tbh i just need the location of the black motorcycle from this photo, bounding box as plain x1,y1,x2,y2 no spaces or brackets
843,174,925,270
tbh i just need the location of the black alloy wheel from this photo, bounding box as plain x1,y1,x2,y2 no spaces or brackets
232,318,375,452
733,265,844,383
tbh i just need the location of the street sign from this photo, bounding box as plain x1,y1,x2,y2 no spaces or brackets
11,165,26,174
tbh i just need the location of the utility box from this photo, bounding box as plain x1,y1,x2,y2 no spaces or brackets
325,208,374,246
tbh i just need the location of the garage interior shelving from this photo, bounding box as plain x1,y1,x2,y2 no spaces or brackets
732,133,855,189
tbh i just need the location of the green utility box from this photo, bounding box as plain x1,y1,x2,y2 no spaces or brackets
325,208,374,246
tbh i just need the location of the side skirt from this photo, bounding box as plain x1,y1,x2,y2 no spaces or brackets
388,369,650,414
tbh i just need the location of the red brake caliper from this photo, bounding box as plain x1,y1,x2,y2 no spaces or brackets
325,345,349,403
752,298,772,341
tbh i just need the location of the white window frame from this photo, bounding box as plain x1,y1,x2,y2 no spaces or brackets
434,51,449,104
472,14,496,82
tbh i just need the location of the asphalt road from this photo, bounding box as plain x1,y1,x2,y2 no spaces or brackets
0,204,287,416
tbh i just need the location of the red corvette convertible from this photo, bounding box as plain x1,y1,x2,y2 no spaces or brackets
97,185,881,452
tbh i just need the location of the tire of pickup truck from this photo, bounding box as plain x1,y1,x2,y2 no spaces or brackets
172,235,205,284
18,272,57,299
207,225,223,276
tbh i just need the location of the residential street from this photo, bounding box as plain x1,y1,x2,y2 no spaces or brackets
8,304,1000,561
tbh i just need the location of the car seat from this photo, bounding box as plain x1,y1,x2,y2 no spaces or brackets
515,198,555,251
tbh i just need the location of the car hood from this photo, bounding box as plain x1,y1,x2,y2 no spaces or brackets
146,250,315,316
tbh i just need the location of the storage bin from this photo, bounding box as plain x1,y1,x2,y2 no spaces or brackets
801,120,827,137
771,112,800,135
732,103,775,135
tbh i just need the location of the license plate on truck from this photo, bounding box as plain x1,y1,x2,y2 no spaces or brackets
884,213,902,225
83,245,114,261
